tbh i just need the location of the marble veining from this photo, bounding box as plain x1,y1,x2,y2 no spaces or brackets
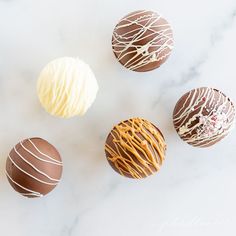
1,0,236,235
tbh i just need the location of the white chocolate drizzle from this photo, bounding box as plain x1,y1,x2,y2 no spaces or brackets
112,10,174,71
13,146,60,182
5,170,43,198
6,138,62,197
21,139,62,165
173,88,235,147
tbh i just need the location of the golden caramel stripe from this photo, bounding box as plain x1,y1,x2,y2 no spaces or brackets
105,118,166,179
106,139,149,178
112,139,151,177
128,136,157,168
113,126,155,173
116,159,144,179
132,119,165,164
114,131,152,170
107,145,145,179
131,128,160,164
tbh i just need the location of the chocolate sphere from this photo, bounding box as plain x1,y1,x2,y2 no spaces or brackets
5,138,63,198
112,10,174,72
37,57,99,118
105,118,166,179
173,87,235,147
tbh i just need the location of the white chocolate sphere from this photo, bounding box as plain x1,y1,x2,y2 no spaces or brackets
37,57,99,118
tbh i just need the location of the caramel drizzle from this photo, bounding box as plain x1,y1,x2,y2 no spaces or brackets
105,118,166,179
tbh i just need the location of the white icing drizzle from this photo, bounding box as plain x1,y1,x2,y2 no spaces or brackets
173,88,235,147
13,146,60,182
112,10,174,71
21,139,62,165
8,154,57,186
5,170,43,197
21,193,42,197
6,138,62,197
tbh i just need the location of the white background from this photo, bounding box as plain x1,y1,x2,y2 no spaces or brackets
1,0,236,235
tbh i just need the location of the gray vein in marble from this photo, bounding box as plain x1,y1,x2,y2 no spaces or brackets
62,216,79,236
152,58,205,108
152,6,236,108
211,8,236,46
60,180,120,236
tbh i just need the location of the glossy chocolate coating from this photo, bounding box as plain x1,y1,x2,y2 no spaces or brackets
6,138,63,198
105,118,166,179
173,87,235,147
112,10,174,72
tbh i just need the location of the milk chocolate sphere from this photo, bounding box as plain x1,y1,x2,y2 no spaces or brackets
6,138,63,198
112,10,174,72
173,87,235,147
105,118,166,179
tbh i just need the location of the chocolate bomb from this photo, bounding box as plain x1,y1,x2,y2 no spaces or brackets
105,118,166,179
112,10,174,72
173,87,235,147
5,138,63,198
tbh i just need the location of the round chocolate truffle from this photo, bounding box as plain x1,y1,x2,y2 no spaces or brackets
105,118,166,179
173,87,235,147
112,10,174,72
5,138,63,198
37,57,99,118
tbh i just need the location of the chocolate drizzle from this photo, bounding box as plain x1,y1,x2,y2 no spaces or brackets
105,118,166,179
173,87,235,147
112,10,174,72
5,138,63,198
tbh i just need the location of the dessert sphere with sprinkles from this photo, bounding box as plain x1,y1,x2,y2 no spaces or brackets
5,138,63,198
173,87,235,147
112,10,174,72
105,118,166,179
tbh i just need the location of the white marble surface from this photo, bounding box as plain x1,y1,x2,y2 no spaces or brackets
1,0,236,235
